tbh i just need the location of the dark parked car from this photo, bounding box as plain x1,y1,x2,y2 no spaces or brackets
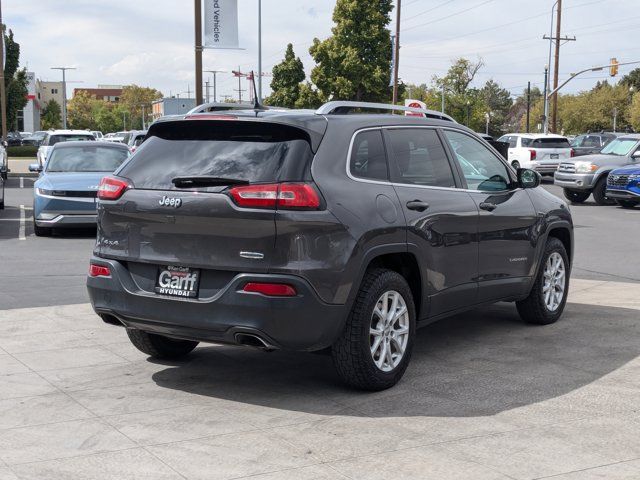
22,131,48,147
6,132,22,147
87,101,574,390
570,132,620,157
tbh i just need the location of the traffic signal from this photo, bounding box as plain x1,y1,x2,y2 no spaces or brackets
610,58,619,77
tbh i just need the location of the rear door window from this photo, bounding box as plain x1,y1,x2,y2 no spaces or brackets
349,130,388,181
117,120,314,190
386,128,456,188
530,138,571,148
48,134,95,146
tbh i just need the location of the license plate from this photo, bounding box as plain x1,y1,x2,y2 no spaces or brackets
155,266,200,298
550,153,559,159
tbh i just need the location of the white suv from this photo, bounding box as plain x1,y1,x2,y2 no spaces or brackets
497,133,574,175
37,130,96,166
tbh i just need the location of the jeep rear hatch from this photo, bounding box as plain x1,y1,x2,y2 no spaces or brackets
96,120,317,273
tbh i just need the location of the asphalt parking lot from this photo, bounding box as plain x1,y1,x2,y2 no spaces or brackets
0,177,639,479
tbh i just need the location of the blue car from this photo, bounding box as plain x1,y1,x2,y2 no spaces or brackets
30,141,130,236
606,164,640,209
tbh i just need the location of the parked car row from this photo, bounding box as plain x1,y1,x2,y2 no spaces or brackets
554,134,640,207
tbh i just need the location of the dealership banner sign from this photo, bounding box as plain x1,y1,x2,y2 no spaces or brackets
204,0,239,49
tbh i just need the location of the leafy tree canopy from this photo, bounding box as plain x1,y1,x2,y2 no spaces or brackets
266,44,306,108
310,0,393,102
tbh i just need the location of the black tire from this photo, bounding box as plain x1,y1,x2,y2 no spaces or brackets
33,220,52,237
511,161,520,170
126,329,198,359
592,176,616,206
616,199,638,209
517,237,569,325
332,268,416,391
563,189,590,204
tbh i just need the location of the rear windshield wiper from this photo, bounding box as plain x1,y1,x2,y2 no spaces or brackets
172,176,250,188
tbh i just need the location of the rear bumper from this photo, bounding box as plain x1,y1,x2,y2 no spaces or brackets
86,257,347,351
35,214,97,227
554,172,596,190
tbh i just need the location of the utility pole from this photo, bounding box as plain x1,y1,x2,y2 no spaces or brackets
551,0,562,133
392,0,401,104
542,0,576,133
613,107,618,132
194,0,204,105
257,0,262,102
526,81,531,133
542,67,549,134
0,0,7,143
205,80,210,103
233,67,245,102
441,84,445,113
51,67,75,129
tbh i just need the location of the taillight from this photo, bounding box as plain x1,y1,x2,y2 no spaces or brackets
228,183,321,210
529,149,537,161
89,263,111,277
98,176,130,200
229,184,278,208
242,282,297,297
570,148,576,157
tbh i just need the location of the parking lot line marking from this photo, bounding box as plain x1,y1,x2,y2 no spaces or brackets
20,177,24,188
19,205,26,240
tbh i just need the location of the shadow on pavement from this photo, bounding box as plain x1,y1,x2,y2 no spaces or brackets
152,301,640,417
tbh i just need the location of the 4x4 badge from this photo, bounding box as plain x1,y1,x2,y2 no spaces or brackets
159,196,182,208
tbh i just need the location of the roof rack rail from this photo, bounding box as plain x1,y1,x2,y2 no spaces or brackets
315,101,456,122
187,102,287,115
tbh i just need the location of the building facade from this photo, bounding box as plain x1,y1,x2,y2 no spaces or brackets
152,98,196,119
18,72,41,132
37,80,65,111
73,85,123,102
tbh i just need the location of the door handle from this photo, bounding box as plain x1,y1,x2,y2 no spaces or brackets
479,202,497,212
406,200,430,212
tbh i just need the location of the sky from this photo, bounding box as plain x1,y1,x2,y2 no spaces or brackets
7,0,640,102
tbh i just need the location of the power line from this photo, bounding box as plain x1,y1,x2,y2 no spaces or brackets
402,0,456,23
401,0,495,33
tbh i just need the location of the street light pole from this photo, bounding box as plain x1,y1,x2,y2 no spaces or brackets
392,0,401,104
51,67,75,129
0,0,7,142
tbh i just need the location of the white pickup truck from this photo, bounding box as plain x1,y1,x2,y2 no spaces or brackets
497,133,574,175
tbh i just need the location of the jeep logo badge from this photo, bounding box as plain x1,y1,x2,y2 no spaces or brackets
159,196,182,208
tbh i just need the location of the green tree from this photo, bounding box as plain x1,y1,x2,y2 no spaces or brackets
309,0,393,102
3,27,28,132
294,82,325,109
433,58,484,96
41,99,62,130
119,85,162,129
480,79,513,136
621,68,640,92
266,44,306,108
510,86,543,132
67,90,100,130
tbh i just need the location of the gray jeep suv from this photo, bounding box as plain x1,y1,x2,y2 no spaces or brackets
87,101,573,390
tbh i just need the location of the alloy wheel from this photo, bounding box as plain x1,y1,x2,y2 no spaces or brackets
369,290,410,372
542,252,566,312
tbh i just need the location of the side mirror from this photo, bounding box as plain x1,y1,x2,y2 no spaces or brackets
2,141,7,148
632,150,640,159
28,163,42,173
517,168,541,189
